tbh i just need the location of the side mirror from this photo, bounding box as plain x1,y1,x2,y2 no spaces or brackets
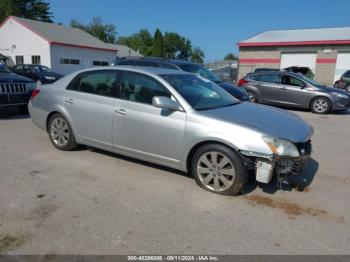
152,96,181,111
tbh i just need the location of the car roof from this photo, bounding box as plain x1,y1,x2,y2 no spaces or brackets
76,65,192,76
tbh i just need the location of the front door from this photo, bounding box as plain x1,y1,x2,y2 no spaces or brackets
276,74,309,107
113,71,186,165
64,70,118,148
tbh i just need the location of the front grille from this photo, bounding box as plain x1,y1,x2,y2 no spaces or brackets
0,83,28,93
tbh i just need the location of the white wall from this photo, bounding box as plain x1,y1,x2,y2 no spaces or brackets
50,45,116,75
0,17,50,67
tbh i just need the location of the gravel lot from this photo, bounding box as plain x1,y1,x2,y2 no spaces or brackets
0,108,349,255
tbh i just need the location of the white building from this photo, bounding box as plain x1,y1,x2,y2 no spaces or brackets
0,16,140,75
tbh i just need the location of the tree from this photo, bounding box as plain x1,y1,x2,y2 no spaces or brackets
224,53,237,60
191,47,205,64
70,17,117,43
118,29,153,56
0,0,53,23
152,29,164,57
163,32,192,59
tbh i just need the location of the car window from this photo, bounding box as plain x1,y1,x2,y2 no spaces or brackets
119,71,170,104
280,75,305,87
177,64,222,83
23,65,32,72
161,74,239,110
14,65,23,72
251,74,278,83
68,71,117,97
343,71,350,78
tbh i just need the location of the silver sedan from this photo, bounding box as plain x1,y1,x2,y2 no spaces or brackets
29,66,313,195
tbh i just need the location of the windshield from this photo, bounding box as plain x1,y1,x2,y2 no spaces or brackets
33,65,52,72
0,64,10,73
178,64,223,83
298,74,322,87
161,74,239,111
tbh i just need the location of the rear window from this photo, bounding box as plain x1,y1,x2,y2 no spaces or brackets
249,74,278,83
343,70,350,78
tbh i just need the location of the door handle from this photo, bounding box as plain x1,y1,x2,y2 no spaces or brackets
64,98,74,104
115,108,127,115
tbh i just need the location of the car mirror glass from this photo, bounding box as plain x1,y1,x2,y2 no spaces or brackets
152,96,181,111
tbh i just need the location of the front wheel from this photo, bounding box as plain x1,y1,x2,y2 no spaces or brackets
346,85,350,93
191,144,247,195
311,97,331,114
48,113,78,150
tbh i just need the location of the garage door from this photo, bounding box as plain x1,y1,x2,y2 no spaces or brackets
280,53,317,73
334,53,350,82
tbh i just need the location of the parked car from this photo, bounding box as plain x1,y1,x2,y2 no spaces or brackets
333,70,350,93
113,57,250,101
0,63,35,113
11,64,62,84
238,71,350,114
29,67,313,195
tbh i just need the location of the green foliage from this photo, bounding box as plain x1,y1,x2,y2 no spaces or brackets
118,29,205,62
0,0,53,23
118,29,153,56
152,28,164,57
224,53,237,60
70,17,117,43
191,47,205,64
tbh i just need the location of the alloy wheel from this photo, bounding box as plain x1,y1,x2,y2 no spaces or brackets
247,92,256,103
196,151,236,192
312,98,329,113
50,117,70,147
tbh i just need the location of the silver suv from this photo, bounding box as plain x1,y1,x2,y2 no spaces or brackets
29,66,313,195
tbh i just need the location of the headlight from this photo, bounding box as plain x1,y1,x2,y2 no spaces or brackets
262,136,300,157
331,92,348,99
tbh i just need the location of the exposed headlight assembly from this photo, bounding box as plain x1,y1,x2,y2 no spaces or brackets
262,136,300,157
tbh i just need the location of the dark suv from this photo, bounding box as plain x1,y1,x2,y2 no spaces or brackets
334,70,350,93
238,71,350,114
0,64,35,113
11,64,62,84
113,57,249,101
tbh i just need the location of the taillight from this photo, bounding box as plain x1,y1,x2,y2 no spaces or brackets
31,89,40,99
238,78,248,86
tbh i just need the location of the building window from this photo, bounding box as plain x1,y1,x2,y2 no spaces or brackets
93,61,109,66
16,56,24,65
60,58,80,65
32,55,41,64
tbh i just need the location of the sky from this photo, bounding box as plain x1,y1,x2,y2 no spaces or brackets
47,0,350,62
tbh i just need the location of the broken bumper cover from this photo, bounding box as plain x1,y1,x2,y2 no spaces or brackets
241,140,312,183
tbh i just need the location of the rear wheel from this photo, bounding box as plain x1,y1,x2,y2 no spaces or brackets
191,144,247,195
311,97,331,114
48,113,78,150
247,91,258,103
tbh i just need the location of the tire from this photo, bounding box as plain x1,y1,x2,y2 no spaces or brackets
346,84,350,93
310,97,331,114
191,144,248,195
48,113,78,151
247,91,258,103
17,105,29,114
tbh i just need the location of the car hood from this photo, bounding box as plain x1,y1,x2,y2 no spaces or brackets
216,81,248,98
199,102,313,143
316,85,349,96
0,72,33,83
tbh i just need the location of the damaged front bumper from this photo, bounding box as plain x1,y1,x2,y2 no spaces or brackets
240,140,312,184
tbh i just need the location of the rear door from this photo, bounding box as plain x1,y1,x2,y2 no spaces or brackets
64,70,118,148
250,73,280,104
